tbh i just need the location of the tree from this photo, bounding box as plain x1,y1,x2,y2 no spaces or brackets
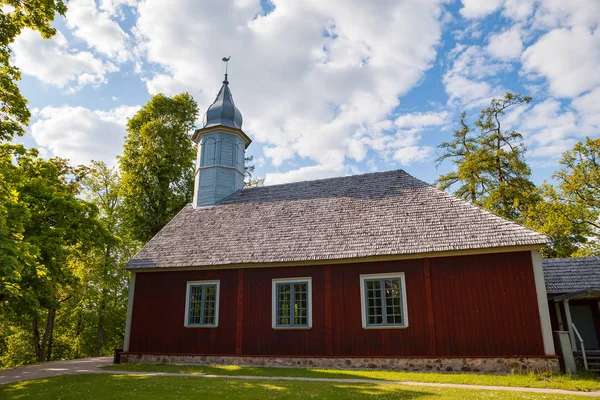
476,93,536,220
79,161,137,356
244,155,265,188
526,138,600,257
0,1,67,141
524,184,590,258
436,93,537,220
119,93,198,243
0,145,103,362
435,112,484,204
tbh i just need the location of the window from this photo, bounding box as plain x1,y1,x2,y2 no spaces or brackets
272,277,312,329
184,280,220,327
360,273,408,329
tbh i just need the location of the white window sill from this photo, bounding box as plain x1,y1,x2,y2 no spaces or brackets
184,324,219,328
272,326,312,330
362,325,409,330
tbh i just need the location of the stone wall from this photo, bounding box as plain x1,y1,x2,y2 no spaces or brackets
121,353,560,374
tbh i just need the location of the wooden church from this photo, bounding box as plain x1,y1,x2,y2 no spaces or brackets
121,73,559,373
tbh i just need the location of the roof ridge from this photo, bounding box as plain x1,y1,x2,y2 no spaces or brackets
239,169,407,192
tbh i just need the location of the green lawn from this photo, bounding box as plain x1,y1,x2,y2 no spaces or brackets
0,373,591,400
103,363,600,392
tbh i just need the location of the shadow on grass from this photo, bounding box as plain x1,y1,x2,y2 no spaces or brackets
102,363,600,392
0,373,436,400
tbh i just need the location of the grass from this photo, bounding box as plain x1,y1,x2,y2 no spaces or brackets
0,373,591,400
103,363,600,392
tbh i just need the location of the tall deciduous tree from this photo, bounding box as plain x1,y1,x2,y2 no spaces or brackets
0,145,103,362
436,93,537,220
476,93,536,220
0,1,67,141
119,93,198,243
436,112,483,204
79,161,137,356
527,138,600,257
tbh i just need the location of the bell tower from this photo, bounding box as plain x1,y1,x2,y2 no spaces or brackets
192,61,251,207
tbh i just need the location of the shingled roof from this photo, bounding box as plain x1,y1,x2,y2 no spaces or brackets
542,257,600,295
126,169,549,269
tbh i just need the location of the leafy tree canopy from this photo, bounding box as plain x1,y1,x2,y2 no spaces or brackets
119,93,199,242
0,1,67,141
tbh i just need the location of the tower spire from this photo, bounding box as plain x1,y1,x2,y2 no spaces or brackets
222,56,231,84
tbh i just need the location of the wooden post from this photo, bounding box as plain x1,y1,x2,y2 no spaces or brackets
236,269,244,355
324,266,333,356
563,299,576,351
555,301,564,331
423,259,437,356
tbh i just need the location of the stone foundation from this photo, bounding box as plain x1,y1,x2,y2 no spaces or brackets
121,353,560,374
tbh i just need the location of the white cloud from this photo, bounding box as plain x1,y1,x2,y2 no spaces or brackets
31,105,140,166
522,27,600,98
265,163,346,185
66,0,131,61
393,146,433,165
459,0,504,19
100,0,137,17
134,0,446,173
443,45,508,107
12,29,118,90
502,0,535,21
487,27,522,60
531,0,600,30
394,111,448,129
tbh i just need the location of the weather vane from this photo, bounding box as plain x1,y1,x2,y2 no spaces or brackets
222,56,231,83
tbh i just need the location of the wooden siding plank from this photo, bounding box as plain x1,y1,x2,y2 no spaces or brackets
423,258,437,356
324,265,333,356
236,268,244,355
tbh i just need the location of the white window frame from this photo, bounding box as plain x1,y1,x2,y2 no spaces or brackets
271,277,312,330
359,272,409,329
184,280,220,328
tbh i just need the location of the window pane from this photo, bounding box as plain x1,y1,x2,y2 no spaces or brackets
188,284,217,326
276,281,309,327
364,277,404,327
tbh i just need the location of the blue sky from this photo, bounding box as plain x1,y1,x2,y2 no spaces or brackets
10,0,600,186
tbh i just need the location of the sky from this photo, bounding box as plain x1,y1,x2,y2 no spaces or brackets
10,0,600,186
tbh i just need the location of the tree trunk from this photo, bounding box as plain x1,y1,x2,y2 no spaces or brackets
46,315,54,362
34,308,56,362
94,293,107,357
32,316,42,361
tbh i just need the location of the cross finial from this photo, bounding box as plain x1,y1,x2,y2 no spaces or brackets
222,56,231,84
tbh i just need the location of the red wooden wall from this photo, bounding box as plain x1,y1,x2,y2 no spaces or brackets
128,251,545,357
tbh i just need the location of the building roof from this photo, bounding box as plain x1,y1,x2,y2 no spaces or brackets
202,78,243,129
542,257,600,295
126,170,549,270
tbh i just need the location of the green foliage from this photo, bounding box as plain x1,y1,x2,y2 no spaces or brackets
77,161,138,356
244,155,265,188
527,138,600,258
119,93,198,242
436,93,536,221
0,1,67,141
0,144,107,363
436,112,484,203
